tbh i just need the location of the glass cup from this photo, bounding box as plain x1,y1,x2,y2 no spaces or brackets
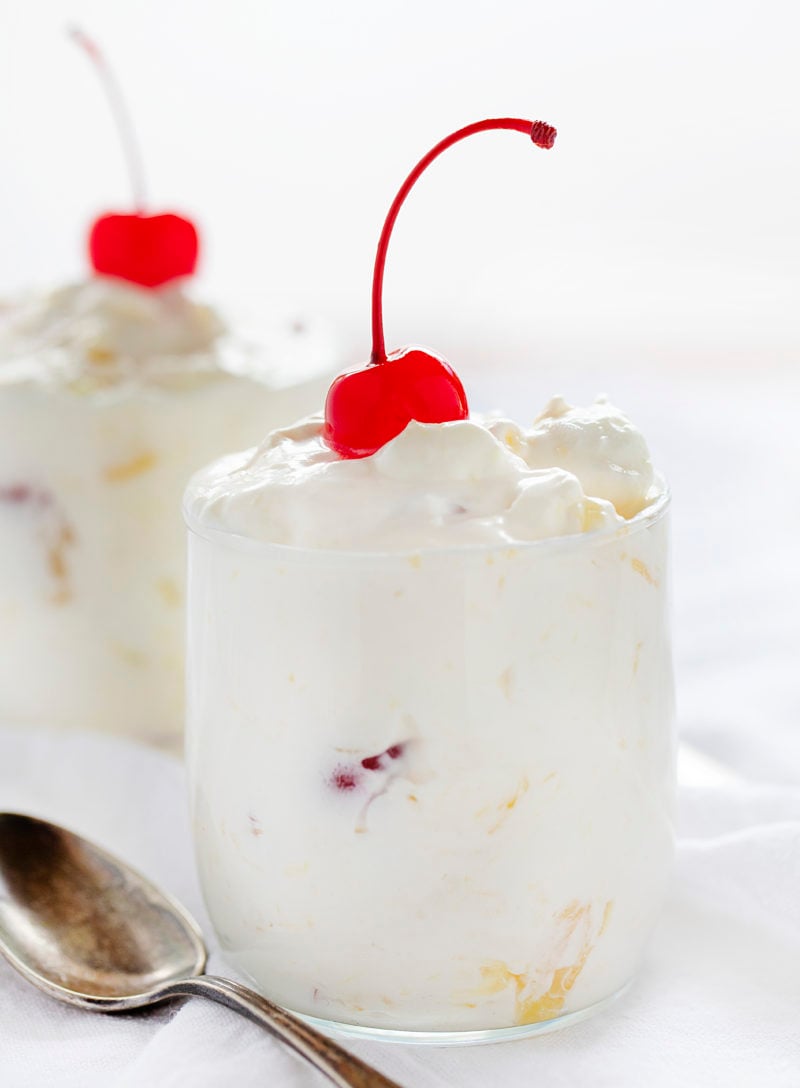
185,486,673,1042
0,324,333,748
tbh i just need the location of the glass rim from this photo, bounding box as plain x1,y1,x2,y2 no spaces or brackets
183,475,671,564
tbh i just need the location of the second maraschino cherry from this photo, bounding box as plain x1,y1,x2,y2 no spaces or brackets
71,27,199,289
90,211,197,290
324,117,557,459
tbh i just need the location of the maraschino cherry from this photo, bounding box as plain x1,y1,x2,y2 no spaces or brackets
323,117,557,459
71,28,198,289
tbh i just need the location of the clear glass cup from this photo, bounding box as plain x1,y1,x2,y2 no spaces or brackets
185,487,674,1042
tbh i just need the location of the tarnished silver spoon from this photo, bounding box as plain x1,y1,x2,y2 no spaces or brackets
0,813,401,1088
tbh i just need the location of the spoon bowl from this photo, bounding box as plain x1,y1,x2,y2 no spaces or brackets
0,813,205,1008
0,813,399,1088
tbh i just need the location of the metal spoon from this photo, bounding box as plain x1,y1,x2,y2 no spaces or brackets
0,813,401,1088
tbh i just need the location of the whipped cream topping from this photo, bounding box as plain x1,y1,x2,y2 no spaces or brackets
187,397,661,551
0,278,225,387
491,396,657,521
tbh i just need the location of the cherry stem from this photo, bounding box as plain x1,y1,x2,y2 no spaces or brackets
69,26,147,212
370,117,556,364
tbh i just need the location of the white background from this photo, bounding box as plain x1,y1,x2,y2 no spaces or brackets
2,0,799,367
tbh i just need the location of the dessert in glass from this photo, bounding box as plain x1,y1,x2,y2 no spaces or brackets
185,118,675,1041
0,33,335,745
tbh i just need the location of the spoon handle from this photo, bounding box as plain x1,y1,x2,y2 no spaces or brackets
157,975,403,1088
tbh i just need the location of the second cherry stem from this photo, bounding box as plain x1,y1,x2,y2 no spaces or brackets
70,26,148,212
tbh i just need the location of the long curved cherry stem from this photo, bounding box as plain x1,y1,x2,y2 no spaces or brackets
69,26,147,211
369,117,556,364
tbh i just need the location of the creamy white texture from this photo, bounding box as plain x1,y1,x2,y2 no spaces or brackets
187,489,674,1032
187,397,659,551
0,278,225,388
521,396,656,520
0,279,335,744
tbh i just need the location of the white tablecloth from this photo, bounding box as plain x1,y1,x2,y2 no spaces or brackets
2,363,799,1085
0,727,798,1087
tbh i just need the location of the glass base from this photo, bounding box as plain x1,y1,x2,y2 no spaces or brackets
290,981,631,1047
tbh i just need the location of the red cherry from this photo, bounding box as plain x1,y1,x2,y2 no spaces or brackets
323,117,557,459
331,742,408,789
89,212,199,288
360,742,407,772
71,29,199,289
0,484,34,505
0,484,51,507
331,767,361,792
324,347,467,458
